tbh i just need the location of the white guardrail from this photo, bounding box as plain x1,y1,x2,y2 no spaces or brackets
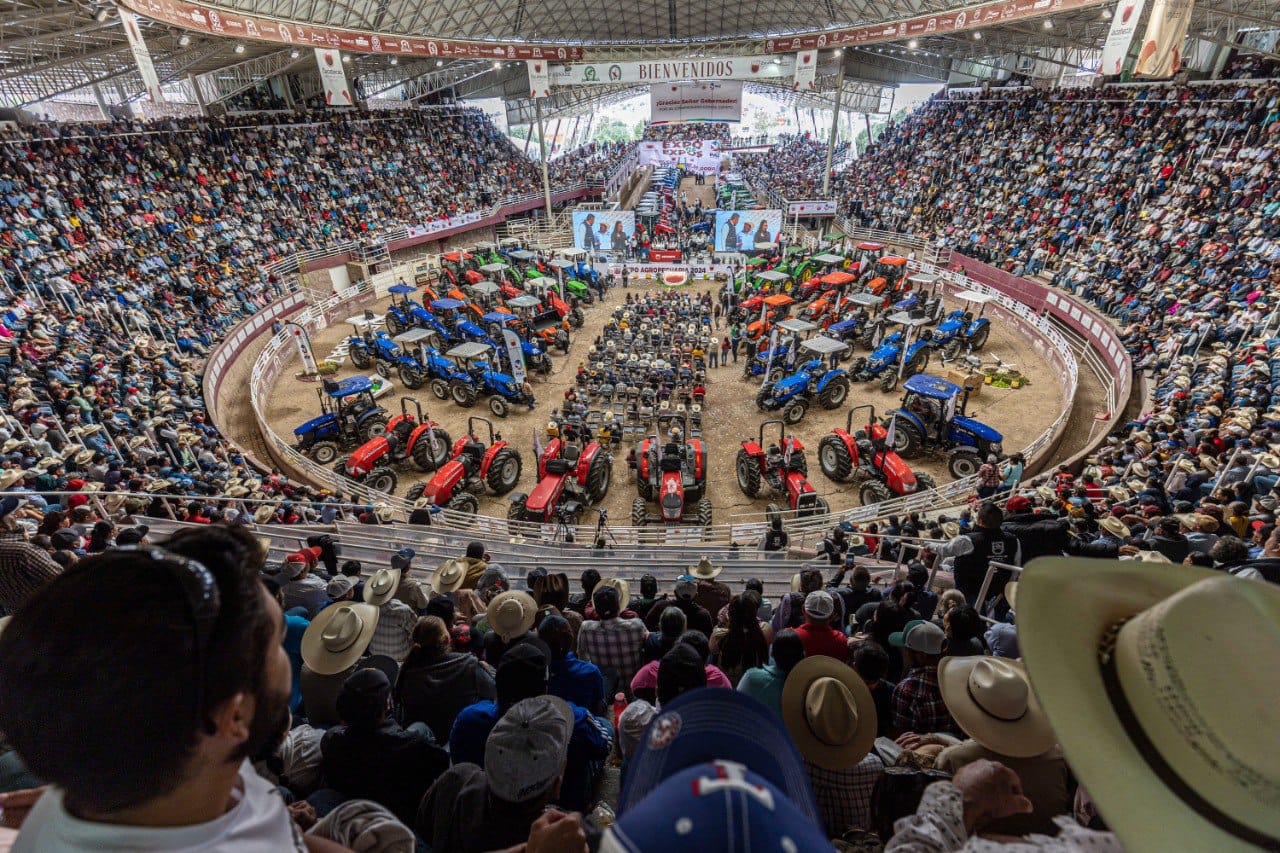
236,248,1086,550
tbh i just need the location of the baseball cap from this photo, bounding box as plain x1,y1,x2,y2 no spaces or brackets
327,575,356,598
0,496,24,519
674,575,697,600
390,547,415,571
114,524,149,546
281,556,308,579
889,619,945,655
485,696,574,803
1006,495,1032,514
803,590,834,620
50,529,82,551
620,687,819,822
496,640,551,708
335,667,392,726
604,762,831,853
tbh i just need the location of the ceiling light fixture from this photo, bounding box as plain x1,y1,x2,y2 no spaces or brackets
390,57,398,65
973,30,983,40
436,59,444,66
178,34,191,46
493,60,501,69
342,53,351,62
1101,8,1112,17
233,43,245,53
908,38,918,48
290,49,300,58
833,48,842,56
1043,18,1054,28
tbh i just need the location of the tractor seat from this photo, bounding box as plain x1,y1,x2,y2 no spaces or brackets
661,443,683,471
563,444,582,463
786,455,806,472
464,440,485,461
545,458,573,476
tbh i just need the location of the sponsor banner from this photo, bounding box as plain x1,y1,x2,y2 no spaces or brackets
1100,0,1146,74
649,250,683,262
404,211,484,240
650,81,742,124
501,329,526,385
526,59,550,99
714,210,783,252
287,324,318,374
315,48,353,106
552,55,793,85
604,263,734,278
119,8,165,102
1134,0,1194,77
636,139,723,175
763,0,1110,52
462,97,508,134
117,0,584,60
788,200,837,216
572,211,635,252
793,50,817,91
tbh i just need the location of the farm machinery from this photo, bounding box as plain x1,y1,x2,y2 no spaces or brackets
444,342,536,419
293,377,389,465
627,412,712,527
507,422,612,526
404,416,523,515
818,405,938,506
849,313,935,392
735,420,828,518
340,397,453,493
754,337,851,425
882,374,1004,479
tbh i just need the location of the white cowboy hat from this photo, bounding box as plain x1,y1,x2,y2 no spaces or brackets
938,657,1056,759
940,521,961,539
1035,485,1056,503
252,505,277,524
596,577,631,607
1,439,22,453
300,603,380,675
781,655,876,770
73,448,94,466
433,558,469,594
1130,462,1149,478
1019,557,1280,851
1099,516,1131,539
362,568,402,607
1107,485,1131,502
687,556,722,580
486,590,537,642
373,502,395,524
0,469,24,490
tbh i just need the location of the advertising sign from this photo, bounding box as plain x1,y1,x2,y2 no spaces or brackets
119,8,165,102
314,48,353,106
636,139,723,175
526,59,550,99
552,55,793,85
501,329,526,385
1134,0,1194,77
1099,0,1147,74
793,49,817,91
571,211,635,252
714,210,783,252
650,81,743,123
788,200,838,216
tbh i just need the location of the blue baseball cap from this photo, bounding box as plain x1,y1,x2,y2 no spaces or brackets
619,688,819,822
602,762,831,853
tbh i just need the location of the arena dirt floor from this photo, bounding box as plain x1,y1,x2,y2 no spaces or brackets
258,276,1063,527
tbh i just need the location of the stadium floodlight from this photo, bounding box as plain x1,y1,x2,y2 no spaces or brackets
233,43,245,53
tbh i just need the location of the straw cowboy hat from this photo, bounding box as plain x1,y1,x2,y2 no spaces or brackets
0,439,21,454
363,568,402,607
1107,485,1130,502
1175,458,1196,474
1099,516,1131,539
252,505,277,524
781,655,876,771
938,657,1055,759
1018,557,1280,851
1199,455,1220,473
486,590,538,642
687,556,722,580
1035,485,1056,503
433,558,470,594
128,436,150,449
373,502,395,524
1259,453,1280,470
940,521,961,539
1130,462,1149,479
73,448,94,466
226,485,250,498
301,603,380,675
0,470,24,490
596,577,631,607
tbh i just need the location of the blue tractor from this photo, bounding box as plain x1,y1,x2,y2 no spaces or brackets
754,338,852,425
445,342,536,419
481,312,552,375
882,374,1003,479
346,314,427,383
384,283,441,337
850,316,934,393
293,376,390,465
392,329,469,397
934,291,995,361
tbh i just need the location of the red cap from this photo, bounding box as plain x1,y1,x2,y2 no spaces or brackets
1006,495,1032,514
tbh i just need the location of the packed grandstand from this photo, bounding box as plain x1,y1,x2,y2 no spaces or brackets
0,0,1276,849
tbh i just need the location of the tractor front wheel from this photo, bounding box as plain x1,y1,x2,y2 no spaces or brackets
819,376,850,409
366,466,398,494
446,492,479,515
818,436,853,482
360,415,388,441
450,380,477,408
310,440,340,466
858,479,893,506
783,399,808,425
632,497,649,526
697,496,713,528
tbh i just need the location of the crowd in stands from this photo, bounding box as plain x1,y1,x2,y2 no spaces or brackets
737,134,848,200
547,140,634,187
640,121,731,143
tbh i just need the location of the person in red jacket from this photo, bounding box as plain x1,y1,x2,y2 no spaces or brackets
793,590,849,661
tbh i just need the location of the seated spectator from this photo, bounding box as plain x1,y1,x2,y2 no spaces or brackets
540,613,605,714
481,590,538,664
709,593,770,685
736,629,806,717
942,604,987,656
794,590,849,661
851,640,896,737
298,600,381,728
396,615,495,744
656,643,707,706
643,577,712,636
889,619,961,737
631,630,731,702
642,604,687,663
364,568,417,664
576,584,647,696
688,557,731,614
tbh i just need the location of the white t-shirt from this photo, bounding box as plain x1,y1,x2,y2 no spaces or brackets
14,761,305,852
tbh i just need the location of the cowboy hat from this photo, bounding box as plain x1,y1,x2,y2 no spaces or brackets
252,505,277,524
938,657,1056,759
226,485,250,498
486,590,537,642
781,655,876,771
596,577,631,607
1035,485,1056,503
1135,549,1171,564
373,502,394,524
0,469,23,490
73,448,94,466
940,521,961,539
1259,453,1280,470
1099,516,1130,539
35,458,59,470
1199,455,1220,472
300,603,380,675
1018,557,1280,851
1130,462,1149,478
362,568,402,607
687,556,722,580
433,558,469,594
0,440,21,454
1107,485,1130,502
128,436,150,449
1175,458,1196,473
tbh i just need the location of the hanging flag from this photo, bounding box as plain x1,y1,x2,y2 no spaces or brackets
1100,0,1147,75
792,50,817,91
884,416,896,452
527,59,551,99
1134,0,1195,77
118,8,165,102
315,48,353,106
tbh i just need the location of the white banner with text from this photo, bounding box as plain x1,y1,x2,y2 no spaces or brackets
650,81,743,123
315,48,353,106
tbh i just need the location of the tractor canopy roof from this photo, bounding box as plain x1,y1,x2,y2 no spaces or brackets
393,328,436,344
776,318,817,334
755,270,790,282
507,295,542,309
813,253,845,264
431,298,466,310
441,251,473,262
763,293,795,307
800,336,849,355
821,270,857,286
903,374,962,400
479,263,508,273
388,284,417,294
507,250,536,261
325,376,375,397
446,341,494,360
470,281,501,295
879,256,908,266
481,312,517,324
855,242,886,251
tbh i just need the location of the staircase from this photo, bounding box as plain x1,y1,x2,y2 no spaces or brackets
497,211,574,249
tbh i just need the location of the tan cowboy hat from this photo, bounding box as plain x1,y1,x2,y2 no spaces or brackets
1199,455,1220,473
1035,485,1056,502
253,505,277,524
226,485,250,498
80,483,102,493
0,469,24,490
687,556,722,580
1100,516,1130,539
145,480,171,493
1135,549,1172,564
940,521,961,539
1203,405,1222,417
373,502,395,524
596,577,631,607
1175,458,1196,473
781,655,876,770
1259,453,1280,470
433,558,469,594
486,590,538,642
73,448,94,466
362,568,402,607
78,424,102,436
938,657,1055,759
1,439,22,453
1130,462,1149,478
1019,557,1280,851
1157,413,1175,426
301,603,380,675
128,436,150,449
846,533,865,548
1107,485,1130,502
35,458,59,470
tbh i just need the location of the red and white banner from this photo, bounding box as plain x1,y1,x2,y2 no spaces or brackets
788,200,837,216
650,81,742,123
649,250,683,262
793,50,817,91
315,48,353,106
526,59,550,99
1099,0,1146,74
404,211,484,239
1134,0,1194,77
118,8,165,102
763,0,1110,51
637,140,723,175
117,0,583,60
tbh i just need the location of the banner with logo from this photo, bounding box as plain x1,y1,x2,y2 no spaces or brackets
571,211,635,251
552,55,794,85
119,8,165,102
1134,0,1194,77
1100,0,1147,75
651,81,742,123
714,210,783,252
793,50,817,91
787,200,837,216
287,323,319,374
314,48,353,106
501,329,526,384
526,59,550,99
403,211,484,240
636,140,723,175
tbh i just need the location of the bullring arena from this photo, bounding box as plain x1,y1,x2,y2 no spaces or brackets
0,0,1275,848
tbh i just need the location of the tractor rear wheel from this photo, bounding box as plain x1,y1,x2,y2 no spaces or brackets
736,448,761,497
398,365,425,390
586,453,612,503
450,380,477,408
818,376,850,409
888,417,923,458
349,345,373,369
506,500,526,522
569,308,584,328
411,428,452,471
486,449,522,495
697,497,713,528
446,492,479,515
385,314,405,336
783,399,808,425
405,482,427,503
879,371,900,393
360,415,388,441
636,475,653,501
632,497,649,526
818,436,853,482
948,449,983,479
429,378,449,400
914,472,938,492
969,326,990,351
858,479,893,506
488,395,509,419
366,467,398,494
310,440,340,466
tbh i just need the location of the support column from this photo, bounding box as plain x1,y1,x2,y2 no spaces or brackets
550,118,562,157
92,84,110,120
568,115,582,149
523,125,533,155
186,74,207,116
282,77,295,109
822,84,843,196
535,98,552,219
864,112,872,145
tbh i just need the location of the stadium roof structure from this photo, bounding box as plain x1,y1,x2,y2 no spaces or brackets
0,0,1274,115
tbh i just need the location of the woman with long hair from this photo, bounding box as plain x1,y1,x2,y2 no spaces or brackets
396,616,495,743
36,510,67,538
711,594,769,686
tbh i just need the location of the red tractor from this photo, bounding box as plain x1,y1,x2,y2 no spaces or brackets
507,422,612,526
818,405,938,506
735,420,829,518
628,413,712,528
340,398,453,494
405,417,523,515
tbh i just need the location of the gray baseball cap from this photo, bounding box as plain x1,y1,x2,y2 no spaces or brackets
485,695,574,803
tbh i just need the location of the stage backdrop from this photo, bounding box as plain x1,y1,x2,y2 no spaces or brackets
571,211,635,251
637,139,723,175
714,210,783,252
650,81,742,123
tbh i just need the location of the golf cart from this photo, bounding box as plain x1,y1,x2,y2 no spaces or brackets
882,373,1004,479
735,419,827,517
818,404,937,505
628,411,712,527
293,376,389,465
444,341,535,418
405,416,523,514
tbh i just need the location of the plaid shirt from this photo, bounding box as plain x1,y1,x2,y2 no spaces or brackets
367,598,417,662
891,666,961,736
805,753,885,836
576,617,647,686
0,536,62,615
